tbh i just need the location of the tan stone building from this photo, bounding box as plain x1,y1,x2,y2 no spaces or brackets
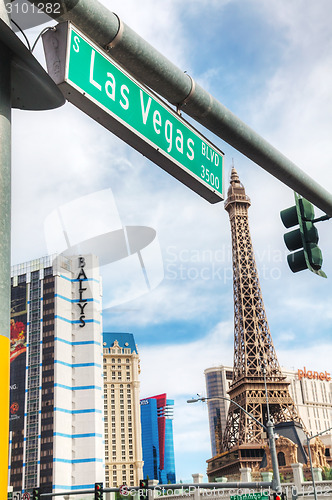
103,333,143,487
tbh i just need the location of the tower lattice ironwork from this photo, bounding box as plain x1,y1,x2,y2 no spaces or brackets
222,168,302,451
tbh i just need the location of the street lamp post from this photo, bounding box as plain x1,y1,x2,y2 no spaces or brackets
306,426,332,500
187,395,282,494
262,368,282,495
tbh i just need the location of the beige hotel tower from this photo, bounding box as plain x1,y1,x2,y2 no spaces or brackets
103,333,143,487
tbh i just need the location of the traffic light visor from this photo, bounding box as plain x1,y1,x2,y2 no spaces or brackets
283,228,302,251
280,206,298,228
287,250,307,273
280,198,315,229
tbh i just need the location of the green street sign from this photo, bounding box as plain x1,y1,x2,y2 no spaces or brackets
43,22,224,203
230,494,268,500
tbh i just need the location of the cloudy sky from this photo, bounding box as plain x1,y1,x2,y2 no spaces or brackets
12,0,332,482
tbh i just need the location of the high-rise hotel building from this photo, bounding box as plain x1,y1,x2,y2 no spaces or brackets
102,332,143,487
9,255,104,497
140,394,176,484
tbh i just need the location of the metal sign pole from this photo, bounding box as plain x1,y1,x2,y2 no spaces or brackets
0,5,64,495
0,3,12,499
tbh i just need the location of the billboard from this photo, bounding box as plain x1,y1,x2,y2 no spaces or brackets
10,283,28,431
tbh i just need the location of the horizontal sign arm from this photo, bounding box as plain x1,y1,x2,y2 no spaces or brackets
32,0,332,215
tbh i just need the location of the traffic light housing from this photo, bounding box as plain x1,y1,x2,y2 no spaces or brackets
280,193,326,277
94,482,103,499
32,488,40,500
139,479,148,500
271,493,286,500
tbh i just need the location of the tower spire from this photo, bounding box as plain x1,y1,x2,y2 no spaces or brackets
222,167,302,450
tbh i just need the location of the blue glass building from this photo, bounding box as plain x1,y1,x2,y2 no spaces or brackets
140,394,176,484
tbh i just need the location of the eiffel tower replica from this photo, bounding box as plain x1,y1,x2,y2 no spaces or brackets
207,168,303,479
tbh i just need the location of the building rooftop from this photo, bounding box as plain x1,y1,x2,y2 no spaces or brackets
103,332,138,354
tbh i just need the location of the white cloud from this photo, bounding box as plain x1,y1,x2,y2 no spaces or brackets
278,342,332,374
139,321,234,397
245,1,332,184
276,330,296,343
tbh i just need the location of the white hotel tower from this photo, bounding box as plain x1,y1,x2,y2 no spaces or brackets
9,254,104,497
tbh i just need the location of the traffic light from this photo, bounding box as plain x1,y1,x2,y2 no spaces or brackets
32,488,40,500
94,482,103,499
280,193,326,277
139,479,148,500
271,493,286,500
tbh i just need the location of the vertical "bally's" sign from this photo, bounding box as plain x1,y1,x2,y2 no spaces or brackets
77,256,88,327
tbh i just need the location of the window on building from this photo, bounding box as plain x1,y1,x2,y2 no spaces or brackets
277,452,286,467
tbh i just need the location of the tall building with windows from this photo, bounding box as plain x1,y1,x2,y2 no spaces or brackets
102,333,143,487
204,367,233,456
140,394,176,484
9,255,104,497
